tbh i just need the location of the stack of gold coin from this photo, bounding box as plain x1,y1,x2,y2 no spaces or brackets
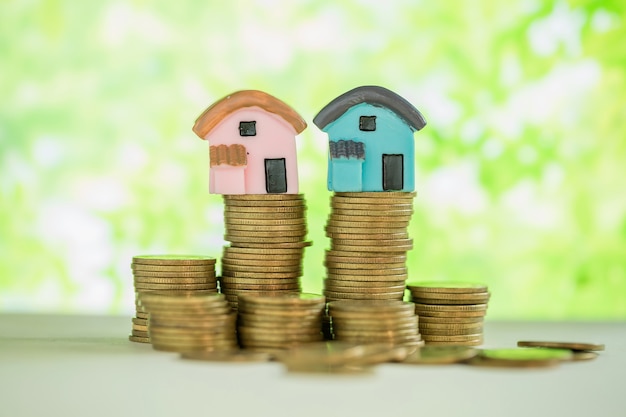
129,255,218,343
220,194,311,309
237,293,325,351
407,281,490,346
139,292,237,352
323,192,415,302
327,300,424,348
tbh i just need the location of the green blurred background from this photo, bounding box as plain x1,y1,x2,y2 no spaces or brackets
1,0,625,319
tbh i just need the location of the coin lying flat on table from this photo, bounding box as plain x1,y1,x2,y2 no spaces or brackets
517,340,605,351
468,348,573,368
181,350,273,363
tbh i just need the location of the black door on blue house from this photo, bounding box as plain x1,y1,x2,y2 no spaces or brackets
265,158,287,193
382,154,404,191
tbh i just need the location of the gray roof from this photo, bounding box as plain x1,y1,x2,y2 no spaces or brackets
313,86,427,131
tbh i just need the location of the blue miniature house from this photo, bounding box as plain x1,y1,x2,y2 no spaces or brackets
313,86,426,192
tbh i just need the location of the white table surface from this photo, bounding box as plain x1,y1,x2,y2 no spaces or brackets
0,314,624,417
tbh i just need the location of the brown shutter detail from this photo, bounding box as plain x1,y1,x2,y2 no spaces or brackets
210,144,248,167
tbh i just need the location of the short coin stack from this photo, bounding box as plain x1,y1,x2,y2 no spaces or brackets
237,293,325,351
407,281,490,346
323,192,416,302
139,292,237,352
130,255,218,343
220,194,311,309
327,300,424,348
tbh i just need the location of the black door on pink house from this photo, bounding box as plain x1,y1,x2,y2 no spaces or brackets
265,158,287,193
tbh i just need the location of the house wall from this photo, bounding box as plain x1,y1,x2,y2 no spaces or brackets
204,107,299,194
324,102,415,192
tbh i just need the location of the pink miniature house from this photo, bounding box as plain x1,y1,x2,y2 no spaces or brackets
193,90,307,194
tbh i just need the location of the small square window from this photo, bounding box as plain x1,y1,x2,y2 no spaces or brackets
239,121,257,136
359,116,376,131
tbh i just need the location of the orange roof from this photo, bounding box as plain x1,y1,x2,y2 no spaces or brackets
193,90,307,138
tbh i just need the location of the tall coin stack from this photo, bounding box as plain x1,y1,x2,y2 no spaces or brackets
407,282,490,346
130,255,218,344
139,292,237,352
323,192,415,302
220,194,311,310
237,293,325,351
327,300,424,348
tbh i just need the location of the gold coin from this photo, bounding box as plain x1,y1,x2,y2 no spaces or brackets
414,303,488,313
331,208,412,216
331,196,415,205
135,312,149,319
325,291,404,300
222,283,301,291
411,294,491,305
417,310,486,318
132,270,216,278
324,284,406,294
325,226,409,235
225,235,306,244
329,300,414,313
239,292,325,306
221,263,302,273
221,257,302,267
337,334,423,346
325,261,406,270
419,321,483,331
516,341,605,351
181,350,272,362
131,264,215,272
329,310,416,321
224,204,306,212
224,198,305,206
327,273,407,282
326,219,410,228
229,241,312,249
225,218,306,226
224,211,304,220
222,271,300,279
326,232,410,241
220,289,296,298
331,238,413,247
132,317,147,326
134,283,217,291
331,201,414,210
239,326,322,337
333,328,419,339
140,292,225,305
325,252,407,263
128,335,150,343
331,243,412,253
133,277,212,284
401,346,478,365
326,267,407,275
406,281,488,294
237,312,322,323
132,255,216,265
132,329,149,337
334,191,416,198
225,229,307,237
223,193,304,200
132,324,148,332
571,351,599,361
227,222,307,231
324,279,406,288
420,327,483,336
224,246,305,254
219,277,300,285
332,316,419,333
419,316,484,324
422,333,483,342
